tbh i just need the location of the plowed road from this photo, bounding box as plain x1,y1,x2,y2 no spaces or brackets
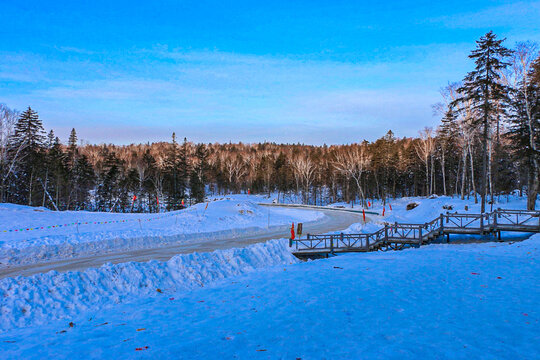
0,207,363,278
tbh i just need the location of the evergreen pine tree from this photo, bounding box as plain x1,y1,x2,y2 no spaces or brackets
72,154,95,210
96,152,123,211
67,128,78,166
453,31,512,212
47,136,68,209
8,107,46,205
189,144,208,203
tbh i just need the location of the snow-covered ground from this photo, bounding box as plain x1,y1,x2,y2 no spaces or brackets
1,233,538,359
0,195,322,266
0,194,538,358
333,194,540,236
0,239,297,331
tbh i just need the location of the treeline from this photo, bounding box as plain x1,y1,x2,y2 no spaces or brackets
0,32,538,212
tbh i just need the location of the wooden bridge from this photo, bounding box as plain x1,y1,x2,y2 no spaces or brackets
290,209,540,258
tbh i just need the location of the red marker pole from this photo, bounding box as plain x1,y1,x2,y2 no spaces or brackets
382,207,385,216
290,222,295,240
362,209,366,223
131,195,137,212
389,204,392,211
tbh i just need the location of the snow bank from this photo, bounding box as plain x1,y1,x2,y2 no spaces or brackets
0,239,298,331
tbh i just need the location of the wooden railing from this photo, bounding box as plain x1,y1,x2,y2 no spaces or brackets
290,209,540,255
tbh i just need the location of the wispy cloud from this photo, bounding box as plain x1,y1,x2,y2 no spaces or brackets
0,45,477,144
427,1,540,30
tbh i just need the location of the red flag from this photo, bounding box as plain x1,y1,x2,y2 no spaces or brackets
133,195,137,201
368,201,371,208
290,222,295,240
181,199,184,206
362,209,366,222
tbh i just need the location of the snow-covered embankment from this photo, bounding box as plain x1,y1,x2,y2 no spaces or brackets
0,239,297,331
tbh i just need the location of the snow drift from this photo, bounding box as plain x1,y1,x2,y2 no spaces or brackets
0,239,298,331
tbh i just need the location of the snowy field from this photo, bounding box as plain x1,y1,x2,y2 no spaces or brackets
0,195,323,266
1,233,538,359
0,194,538,358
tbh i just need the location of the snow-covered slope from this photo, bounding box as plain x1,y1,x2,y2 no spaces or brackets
0,196,322,265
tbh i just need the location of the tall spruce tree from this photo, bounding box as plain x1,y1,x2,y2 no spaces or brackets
453,31,512,212
96,151,123,211
190,143,208,203
72,154,95,210
8,107,46,205
164,133,182,209
47,136,68,209
67,128,78,165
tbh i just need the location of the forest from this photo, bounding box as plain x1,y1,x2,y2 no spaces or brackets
1,32,539,212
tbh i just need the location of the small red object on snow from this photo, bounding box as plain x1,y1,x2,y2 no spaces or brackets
471,272,480,275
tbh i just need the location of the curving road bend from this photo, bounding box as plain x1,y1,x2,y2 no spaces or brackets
0,207,363,278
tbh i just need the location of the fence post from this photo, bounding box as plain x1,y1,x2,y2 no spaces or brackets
479,214,483,233
439,214,444,236
366,235,370,250
493,210,497,234
330,235,334,253
418,226,423,245
340,232,344,248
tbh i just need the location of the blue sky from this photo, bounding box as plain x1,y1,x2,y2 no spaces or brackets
1,1,539,145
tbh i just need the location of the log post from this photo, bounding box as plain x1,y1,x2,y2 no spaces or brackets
493,211,498,236
480,215,484,234
366,235,370,250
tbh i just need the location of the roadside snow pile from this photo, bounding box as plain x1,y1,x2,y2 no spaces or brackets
0,239,297,331
0,196,322,265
